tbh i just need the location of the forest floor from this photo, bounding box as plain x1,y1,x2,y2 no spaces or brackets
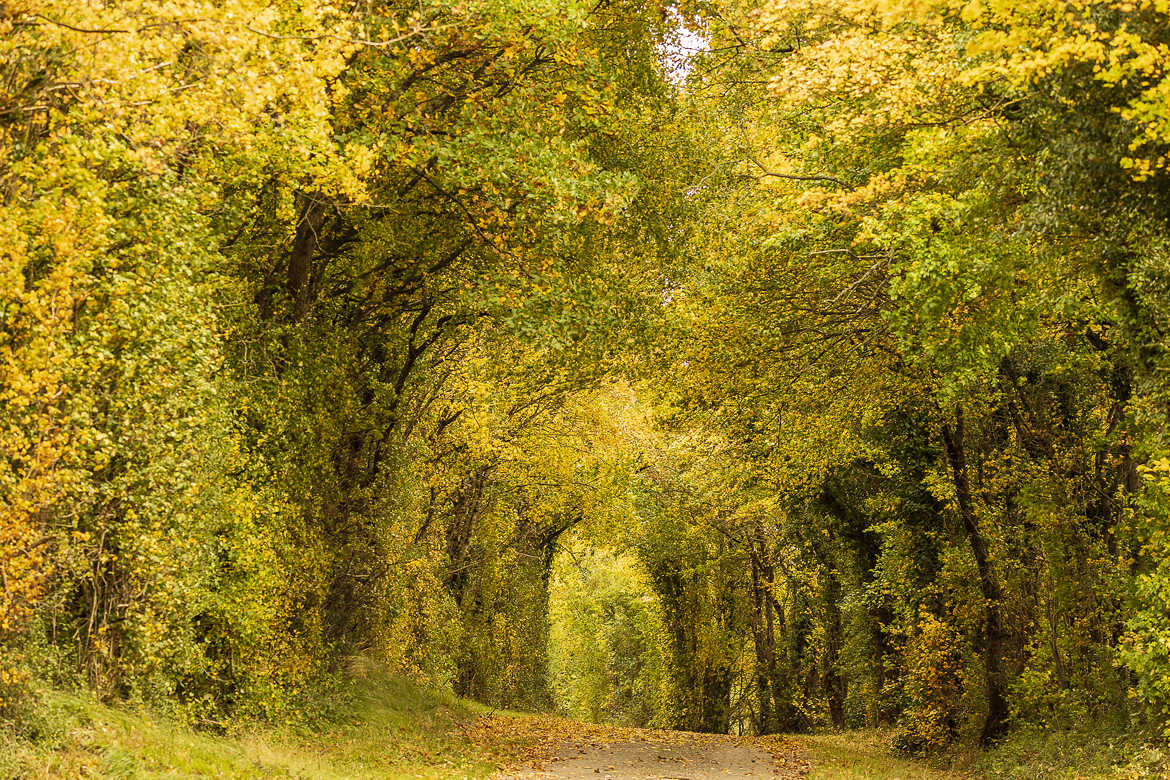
489,720,808,779
4,674,1158,778
489,718,979,780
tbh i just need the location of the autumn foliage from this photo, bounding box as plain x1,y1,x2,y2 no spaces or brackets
2,0,1170,769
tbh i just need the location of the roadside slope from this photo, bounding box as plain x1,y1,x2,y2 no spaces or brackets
2,675,520,779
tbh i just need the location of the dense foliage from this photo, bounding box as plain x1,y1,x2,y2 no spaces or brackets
617,0,1170,747
3,0,1170,761
0,0,683,721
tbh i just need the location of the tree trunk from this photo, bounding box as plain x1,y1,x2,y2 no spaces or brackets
287,192,327,321
822,563,846,729
941,406,1009,745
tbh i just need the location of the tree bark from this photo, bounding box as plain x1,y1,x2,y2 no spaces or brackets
287,192,327,321
941,406,1009,745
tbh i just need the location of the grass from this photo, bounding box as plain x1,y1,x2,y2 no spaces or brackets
979,725,1169,780
789,730,978,779
0,672,521,779
785,727,1170,780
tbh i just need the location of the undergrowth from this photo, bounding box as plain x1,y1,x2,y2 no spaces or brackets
0,669,513,779
980,726,1169,779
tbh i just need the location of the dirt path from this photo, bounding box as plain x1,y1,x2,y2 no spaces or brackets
484,720,809,780
500,737,774,779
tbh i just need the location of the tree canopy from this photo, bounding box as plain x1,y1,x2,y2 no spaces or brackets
3,0,1170,760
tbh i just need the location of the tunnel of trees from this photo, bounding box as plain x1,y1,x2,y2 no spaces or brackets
3,0,1170,755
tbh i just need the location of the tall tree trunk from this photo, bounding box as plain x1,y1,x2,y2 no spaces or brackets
821,562,846,729
748,528,805,733
749,548,783,733
941,406,1009,745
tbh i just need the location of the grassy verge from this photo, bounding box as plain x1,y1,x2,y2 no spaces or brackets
786,731,977,779
787,727,1169,780
979,726,1168,779
0,672,527,779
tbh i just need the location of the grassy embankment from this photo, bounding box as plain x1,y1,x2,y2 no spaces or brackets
1,672,529,779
